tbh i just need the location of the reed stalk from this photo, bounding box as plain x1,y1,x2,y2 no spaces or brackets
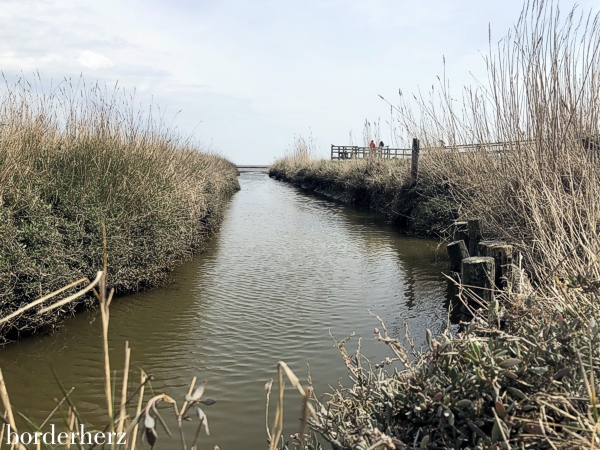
129,372,146,450
116,341,131,435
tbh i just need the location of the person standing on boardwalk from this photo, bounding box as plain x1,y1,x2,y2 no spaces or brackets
378,141,385,158
369,140,376,157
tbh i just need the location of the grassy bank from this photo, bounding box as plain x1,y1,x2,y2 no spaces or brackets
269,2,600,448
269,157,455,238
0,79,239,342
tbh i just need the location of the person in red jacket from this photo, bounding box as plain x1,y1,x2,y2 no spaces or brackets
369,140,376,157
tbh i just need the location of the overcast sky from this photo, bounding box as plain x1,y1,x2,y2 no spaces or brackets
1,0,597,164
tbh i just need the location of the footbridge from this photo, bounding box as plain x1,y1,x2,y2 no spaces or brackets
237,165,270,173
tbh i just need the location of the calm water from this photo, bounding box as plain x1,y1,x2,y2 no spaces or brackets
0,173,455,449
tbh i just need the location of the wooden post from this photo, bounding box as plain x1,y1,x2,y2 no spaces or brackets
331,144,334,160
467,218,483,256
411,138,419,183
447,240,469,272
477,240,513,288
451,221,469,249
462,256,495,304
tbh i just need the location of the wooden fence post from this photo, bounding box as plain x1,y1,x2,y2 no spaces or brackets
451,221,469,249
411,138,420,183
477,240,513,288
467,218,483,255
447,240,469,272
331,144,334,160
462,256,495,304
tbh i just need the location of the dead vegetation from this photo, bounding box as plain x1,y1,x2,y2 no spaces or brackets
268,1,600,448
0,76,239,342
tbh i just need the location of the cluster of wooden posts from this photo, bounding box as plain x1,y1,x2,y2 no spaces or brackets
446,219,513,305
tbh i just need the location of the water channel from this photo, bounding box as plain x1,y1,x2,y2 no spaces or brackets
0,172,456,449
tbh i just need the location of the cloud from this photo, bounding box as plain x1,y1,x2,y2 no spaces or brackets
2,0,598,164
77,50,113,69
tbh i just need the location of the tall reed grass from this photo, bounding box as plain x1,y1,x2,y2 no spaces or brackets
269,1,600,448
389,0,600,284
0,76,239,342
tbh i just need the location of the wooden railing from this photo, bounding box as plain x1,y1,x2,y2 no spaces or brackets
438,140,534,154
330,140,537,161
331,141,544,160
330,145,412,160
331,139,530,183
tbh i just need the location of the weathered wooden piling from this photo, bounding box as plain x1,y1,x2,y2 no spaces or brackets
461,256,495,304
411,138,420,183
467,218,483,256
477,240,513,288
451,221,469,249
447,240,469,272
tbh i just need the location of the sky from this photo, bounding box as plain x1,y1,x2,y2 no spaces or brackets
1,0,598,164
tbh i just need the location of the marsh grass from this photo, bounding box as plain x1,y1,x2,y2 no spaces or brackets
284,134,318,162
269,157,454,236
269,1,600,448
0,76,239,342
389,0,600,285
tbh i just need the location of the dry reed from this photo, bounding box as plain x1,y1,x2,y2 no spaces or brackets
389,0,600,285
0,75,239,342
269,1,600,448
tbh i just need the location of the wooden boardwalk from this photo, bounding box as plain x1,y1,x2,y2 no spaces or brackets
330,141,533,160
331,145,411,160
237,165,269,173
